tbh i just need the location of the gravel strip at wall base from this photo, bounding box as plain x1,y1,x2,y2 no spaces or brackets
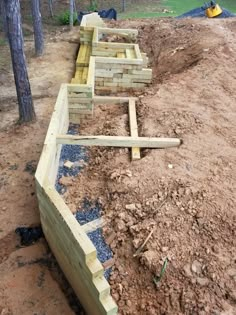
55,124,113,280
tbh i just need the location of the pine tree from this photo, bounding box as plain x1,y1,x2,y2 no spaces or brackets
31,0,44,56
4,0,36,123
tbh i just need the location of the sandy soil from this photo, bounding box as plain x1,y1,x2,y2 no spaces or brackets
62,18,236,315
0,27,83,314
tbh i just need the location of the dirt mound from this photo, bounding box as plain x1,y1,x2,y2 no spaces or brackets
137,19,223,82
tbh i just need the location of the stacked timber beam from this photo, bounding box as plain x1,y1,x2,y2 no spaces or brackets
69,13,105,123
68,82,94,123
94,55,152,94
69,13,152,123
92,27,152,94
80,12,105,44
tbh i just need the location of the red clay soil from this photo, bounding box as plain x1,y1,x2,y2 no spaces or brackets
62,18,236,315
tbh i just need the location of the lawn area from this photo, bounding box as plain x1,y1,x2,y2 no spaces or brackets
119,0,236,19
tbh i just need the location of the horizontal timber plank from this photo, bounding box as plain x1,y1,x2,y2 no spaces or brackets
96,42,136,49
95,63,142,70
68,102,93,109
56,135,181,148
67,84,93,93
129,68,152,76
97,27,138,37
68,92,92,98
93,96,137,104
123,73,152,80
95,56,143,65
69,108,93,114
92,51,118,57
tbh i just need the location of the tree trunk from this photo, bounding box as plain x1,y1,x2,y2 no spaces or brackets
73,0,77,15
4,0,36,123
48,0,53,17
31,0,44,56
0,0,7,38
122,0,126,12
69,0,74,29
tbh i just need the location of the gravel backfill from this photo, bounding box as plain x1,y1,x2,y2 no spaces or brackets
55,124,113,280
55,124,88,194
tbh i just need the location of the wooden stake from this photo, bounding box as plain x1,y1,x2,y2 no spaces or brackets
133,228,155,257
128,99,141,160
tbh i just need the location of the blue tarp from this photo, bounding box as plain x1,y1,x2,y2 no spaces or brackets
78,8,117,24
177,7,235,18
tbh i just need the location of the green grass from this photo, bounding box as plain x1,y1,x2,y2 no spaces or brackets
119,0,236,19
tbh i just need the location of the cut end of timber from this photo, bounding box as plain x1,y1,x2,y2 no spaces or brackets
131,147,141,160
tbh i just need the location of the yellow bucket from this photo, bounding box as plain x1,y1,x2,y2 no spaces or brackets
206,4,223,17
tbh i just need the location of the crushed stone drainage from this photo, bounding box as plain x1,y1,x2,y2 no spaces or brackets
55,124,113,280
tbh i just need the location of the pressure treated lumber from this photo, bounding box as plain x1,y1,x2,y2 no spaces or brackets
95,56,143,65
76,44,91,67
35,84,69,187
97,27,138,39
128,99,141,160
56,135,181,148
81,12,105,28
93,96,137,104
35,84,117,314
37,185,117,315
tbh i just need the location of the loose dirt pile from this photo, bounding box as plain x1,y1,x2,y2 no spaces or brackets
61,18,236,315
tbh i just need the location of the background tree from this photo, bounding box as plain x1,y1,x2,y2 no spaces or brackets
4,0,36,123
31,0,44,56
69,0,74,29
48,0,54,17
0,0,7,38
122,0,126,12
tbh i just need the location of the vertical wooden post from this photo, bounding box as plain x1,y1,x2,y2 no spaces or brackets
4,0,36,123
31,0,44,56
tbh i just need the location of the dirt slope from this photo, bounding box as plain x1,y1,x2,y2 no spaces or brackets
63,18,236,315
